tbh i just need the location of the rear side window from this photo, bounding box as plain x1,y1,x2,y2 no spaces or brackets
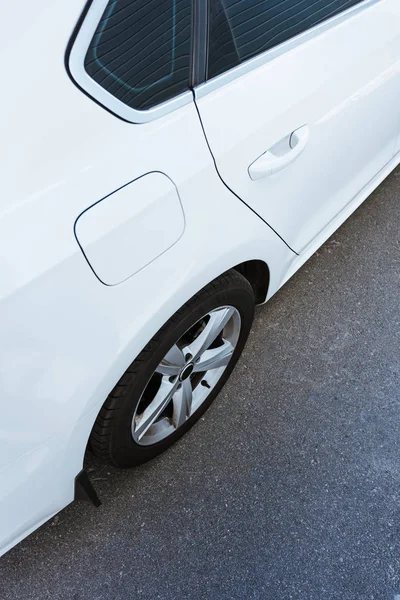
83,0,192,111
208,0,364,79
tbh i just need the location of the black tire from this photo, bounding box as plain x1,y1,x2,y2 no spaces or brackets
90,270,255,467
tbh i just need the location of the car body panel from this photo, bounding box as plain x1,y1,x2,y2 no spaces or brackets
1,0,400,556
195,0,400,253
395,133,400,157
0,173,295,556
0,0,296,556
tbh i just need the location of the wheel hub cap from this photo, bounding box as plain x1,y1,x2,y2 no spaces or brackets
179,363,194,381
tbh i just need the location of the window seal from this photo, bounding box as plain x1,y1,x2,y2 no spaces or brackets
66,0,194,124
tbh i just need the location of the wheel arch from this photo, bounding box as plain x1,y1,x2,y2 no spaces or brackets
233,259,270,304
84,259,270,464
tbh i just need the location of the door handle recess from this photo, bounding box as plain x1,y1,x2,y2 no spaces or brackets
248,125,310,180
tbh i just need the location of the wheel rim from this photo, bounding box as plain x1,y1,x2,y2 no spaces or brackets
131,306,241,446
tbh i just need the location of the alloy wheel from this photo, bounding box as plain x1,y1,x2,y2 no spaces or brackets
131,306,241,446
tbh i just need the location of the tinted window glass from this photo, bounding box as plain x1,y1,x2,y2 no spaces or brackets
208,0,363,79
84,0,192,111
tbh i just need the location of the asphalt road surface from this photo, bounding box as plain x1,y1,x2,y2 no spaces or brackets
1,168,400,600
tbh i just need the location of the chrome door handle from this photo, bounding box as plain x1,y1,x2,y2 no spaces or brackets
248,125,310,180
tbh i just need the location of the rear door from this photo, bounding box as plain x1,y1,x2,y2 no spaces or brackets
195,0,400,253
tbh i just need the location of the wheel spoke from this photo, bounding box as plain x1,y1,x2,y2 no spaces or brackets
155,344,185,376
172,379,193,428
134,379,177,441
184,307,234,361
193,340,234,372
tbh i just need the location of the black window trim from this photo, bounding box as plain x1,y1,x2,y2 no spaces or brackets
191,0,209,88
67,0,206,123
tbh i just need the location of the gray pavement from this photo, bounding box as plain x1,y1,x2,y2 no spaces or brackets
1,168,400,600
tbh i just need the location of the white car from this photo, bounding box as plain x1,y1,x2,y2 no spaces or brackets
1,0,399,556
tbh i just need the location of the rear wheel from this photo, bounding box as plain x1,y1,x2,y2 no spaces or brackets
90,270,255,467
